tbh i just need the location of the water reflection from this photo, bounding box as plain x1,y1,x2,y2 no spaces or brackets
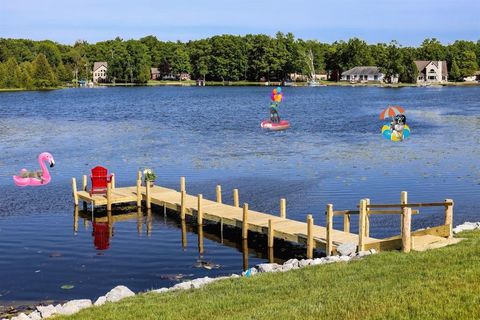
72,206,303,267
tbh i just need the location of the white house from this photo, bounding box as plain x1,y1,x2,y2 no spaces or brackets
415,61,447,83
340,66,397,83
93,62,108,83
463,71,480,82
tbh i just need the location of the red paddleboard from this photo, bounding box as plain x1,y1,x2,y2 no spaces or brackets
261,120,290,131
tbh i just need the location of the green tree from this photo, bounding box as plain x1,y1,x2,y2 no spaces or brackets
419,38,446,60
171,46,191,77
56,63,72,82
36,41,62,67
457,51,478,78
32,53,56,88
126,40,151,83
3,57,22,88
378,41,403,83
189,39,211,80
0,62,6,88
449,59,461,81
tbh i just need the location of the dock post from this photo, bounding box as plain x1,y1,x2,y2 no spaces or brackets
72,178,79,206
307,214,314,259
181,219,187,250
111,174,115,189
146,208,152,236
242,203,249,239
402,207,412,253
358,199,366,252
400,191,408,234
81,175,87,210
444,199,454,239
216,185,222,203
233,189,239,207
106,182,112,212
268,219,274,248
344,213,350,233
136,171,142,209
82,175,87,191
180,176,185,192
180,190,186,220
242,239,249,271
197,194,203,225
73,207,79,234
326,204,333,256
146,180,151,210
198,224,204,256
280,198,286,218
365,198,370,238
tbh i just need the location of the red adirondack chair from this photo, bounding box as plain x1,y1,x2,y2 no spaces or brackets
90,166,113,195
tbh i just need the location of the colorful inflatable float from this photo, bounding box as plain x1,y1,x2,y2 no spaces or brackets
261,120,290,131
13,152,55,187
381,124,411,141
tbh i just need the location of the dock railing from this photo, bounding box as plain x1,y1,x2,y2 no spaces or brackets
328,191,454,253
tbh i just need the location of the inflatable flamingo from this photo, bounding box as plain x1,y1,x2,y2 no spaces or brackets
13,152,55,187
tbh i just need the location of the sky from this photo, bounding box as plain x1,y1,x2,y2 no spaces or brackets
0,0,479,46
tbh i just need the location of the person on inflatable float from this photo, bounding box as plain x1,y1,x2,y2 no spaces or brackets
270,102,280,123
390,114,407,141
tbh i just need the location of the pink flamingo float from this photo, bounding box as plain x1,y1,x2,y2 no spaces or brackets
13,152,55,187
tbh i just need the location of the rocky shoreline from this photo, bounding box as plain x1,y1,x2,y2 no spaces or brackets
4,221,479,320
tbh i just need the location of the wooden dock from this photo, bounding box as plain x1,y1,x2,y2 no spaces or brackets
72,173,459,256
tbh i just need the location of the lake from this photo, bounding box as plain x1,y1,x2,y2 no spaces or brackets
0,86,479,307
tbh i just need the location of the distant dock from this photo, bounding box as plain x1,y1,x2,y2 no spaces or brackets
72,173,459,257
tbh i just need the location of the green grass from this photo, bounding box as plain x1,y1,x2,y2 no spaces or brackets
59,231,480,320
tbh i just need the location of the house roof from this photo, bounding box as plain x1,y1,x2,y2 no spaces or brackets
151,67,160,74
93,62,107,72
341,66,381,76
414,61,448,76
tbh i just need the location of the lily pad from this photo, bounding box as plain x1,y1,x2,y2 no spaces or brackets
61,285,75,290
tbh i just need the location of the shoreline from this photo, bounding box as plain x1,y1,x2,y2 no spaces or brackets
1,81,479,93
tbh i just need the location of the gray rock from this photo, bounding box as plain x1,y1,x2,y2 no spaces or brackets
257,263,281,273
230,274,240,278
94,296,107,306
325,256,340,263
338,256,351,262
12,313,30,320
151,288,168,294
105,285,135,302
312,258,326,265
57,299,92,316
191,277,215,289
284,258,299,268
298,259,313,268
357,250,371,257
37,305,57,318
172,281,193,290
336,242,357,256
28,311,41,320
369,248,377,254
279,264,294,272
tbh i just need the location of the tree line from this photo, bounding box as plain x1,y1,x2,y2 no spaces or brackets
0,33,479,89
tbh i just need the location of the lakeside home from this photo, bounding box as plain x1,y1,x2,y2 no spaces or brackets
340,66,398,83
415,60,448,83
93,62,108,83
288,72,328,82
463,70,480,82
150,67,161,80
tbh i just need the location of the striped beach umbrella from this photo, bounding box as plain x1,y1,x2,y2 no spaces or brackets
379,106,405,120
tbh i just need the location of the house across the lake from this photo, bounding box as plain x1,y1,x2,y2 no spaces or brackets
463,71,480,82
340,66,397,83
415,61,448,83
93,62,108,83
288,72,328,82
150,68,161,80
